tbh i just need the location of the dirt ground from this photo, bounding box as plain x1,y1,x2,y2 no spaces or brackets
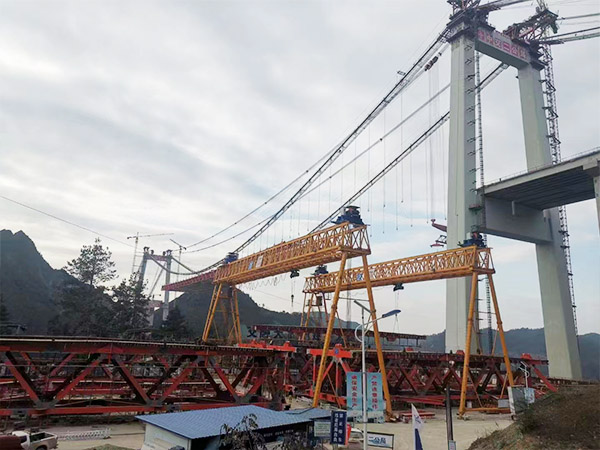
341,411,512,450
47,409,511,450
45,423,145,450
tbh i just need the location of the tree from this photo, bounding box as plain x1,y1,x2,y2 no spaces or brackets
219,415,312,450
50,239,118,337
48,283,114,336
111,275,151,335
219,414,266,450
64,238,116,287
160,306,191,341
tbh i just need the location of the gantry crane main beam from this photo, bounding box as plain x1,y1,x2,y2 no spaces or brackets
305,245,513,417
303,246,494,293
214,222,370,285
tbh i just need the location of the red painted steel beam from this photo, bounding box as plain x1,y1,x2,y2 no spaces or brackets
112,355,151,404
158,360,201,402
54,355,105,402
2,352,41,404
210,359,239,399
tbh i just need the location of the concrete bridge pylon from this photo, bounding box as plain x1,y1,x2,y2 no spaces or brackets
445,13,582,379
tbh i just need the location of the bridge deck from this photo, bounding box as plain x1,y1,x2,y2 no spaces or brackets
481,149,599,210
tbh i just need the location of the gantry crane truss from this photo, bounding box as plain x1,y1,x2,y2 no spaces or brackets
200,222,371,344
304,245,514,416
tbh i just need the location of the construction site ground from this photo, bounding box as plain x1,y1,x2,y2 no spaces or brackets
43,410,512,450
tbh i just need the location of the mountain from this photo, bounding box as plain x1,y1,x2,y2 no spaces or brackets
0,230,74,333
167,284,357,337
167,284,303,336
422,328,600,381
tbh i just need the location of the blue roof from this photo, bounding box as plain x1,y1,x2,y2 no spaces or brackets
137,405,330,440
283,408,331,421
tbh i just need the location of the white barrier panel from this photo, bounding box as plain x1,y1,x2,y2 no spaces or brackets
57,428,111,441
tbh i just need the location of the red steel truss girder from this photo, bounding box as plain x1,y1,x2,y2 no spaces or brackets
162,272,217,292
0,337,279,357
0,337,294,417
288,350,553,407
251,324,426,344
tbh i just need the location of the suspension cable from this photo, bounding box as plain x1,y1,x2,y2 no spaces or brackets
190,33,452,274
311,63,508,230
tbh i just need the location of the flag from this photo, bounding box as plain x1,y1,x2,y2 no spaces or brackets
411,404,424,450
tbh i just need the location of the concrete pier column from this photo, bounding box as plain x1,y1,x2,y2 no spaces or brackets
445,32,480,353
518,64,582,379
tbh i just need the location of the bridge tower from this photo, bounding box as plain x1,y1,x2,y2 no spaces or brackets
445,9,582,379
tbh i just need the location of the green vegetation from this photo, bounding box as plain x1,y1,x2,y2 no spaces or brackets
64,238,117,287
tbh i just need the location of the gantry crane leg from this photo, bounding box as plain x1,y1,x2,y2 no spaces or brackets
362,254,392,416
459,273,479,416
312,253,348,407
203,283,223,342
312,253,392,415
459,273,514,416
301,293,312,341
232,287,242,344
488,274,514,386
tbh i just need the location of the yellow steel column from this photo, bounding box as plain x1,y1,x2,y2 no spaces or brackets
312,253,348,407
362,254,392,416
233,287,242,345
202,283,223,342
488,274,514,386
301,294,313,341
459,272,479,416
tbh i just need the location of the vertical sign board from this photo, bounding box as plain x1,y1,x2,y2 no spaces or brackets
314,420,330,438
330,410,347,445
346,371,362,417
367,373,384,412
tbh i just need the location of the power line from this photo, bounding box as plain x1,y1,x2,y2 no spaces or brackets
0,195,133,248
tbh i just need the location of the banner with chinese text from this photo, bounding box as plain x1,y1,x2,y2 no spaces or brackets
367,372,384,412
346,371,363,413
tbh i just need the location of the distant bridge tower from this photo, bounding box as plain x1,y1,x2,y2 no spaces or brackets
445,8,582,379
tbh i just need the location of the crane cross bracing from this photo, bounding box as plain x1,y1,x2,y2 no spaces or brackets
303,246,494,293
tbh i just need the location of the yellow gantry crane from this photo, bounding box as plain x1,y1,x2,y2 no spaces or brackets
202,222,373,344
303,245,514,416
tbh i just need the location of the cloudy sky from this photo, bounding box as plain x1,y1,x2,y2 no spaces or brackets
1,0,598,337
